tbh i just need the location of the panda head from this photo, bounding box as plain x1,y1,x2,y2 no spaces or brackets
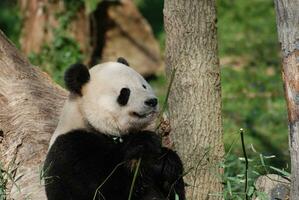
64,58,158,136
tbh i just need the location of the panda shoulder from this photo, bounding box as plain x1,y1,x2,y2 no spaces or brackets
48,129,108,153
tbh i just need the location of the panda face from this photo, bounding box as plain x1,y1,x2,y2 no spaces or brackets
70,61,158,136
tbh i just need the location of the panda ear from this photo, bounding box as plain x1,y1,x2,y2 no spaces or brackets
64,63,90,96
117,57,130,66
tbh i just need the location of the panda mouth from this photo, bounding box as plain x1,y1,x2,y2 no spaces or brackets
131,111,155,119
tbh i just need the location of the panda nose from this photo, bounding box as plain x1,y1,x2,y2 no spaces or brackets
145,98,158,107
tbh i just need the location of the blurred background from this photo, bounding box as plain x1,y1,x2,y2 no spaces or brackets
0,0,289,187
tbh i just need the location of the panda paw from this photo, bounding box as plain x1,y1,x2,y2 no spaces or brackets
157,148,186,200
123,131,162,162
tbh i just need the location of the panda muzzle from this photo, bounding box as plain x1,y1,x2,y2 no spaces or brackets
131,111,156,119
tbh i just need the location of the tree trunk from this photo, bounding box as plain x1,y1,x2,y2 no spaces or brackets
0,30,67,199
274,1,299,199
164,1,224,199
97,0,162,77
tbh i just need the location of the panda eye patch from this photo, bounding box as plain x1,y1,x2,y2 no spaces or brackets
142,84,147,89
117,88,131,106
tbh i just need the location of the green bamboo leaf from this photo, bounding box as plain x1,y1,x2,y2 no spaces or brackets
227,180,232,196
269,166,290,177
259,154,265,166
247,186,254,196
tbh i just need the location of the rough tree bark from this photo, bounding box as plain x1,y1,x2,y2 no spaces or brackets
98,0,162,76
164,1,224,199
0,30,67,199
274,0,299,199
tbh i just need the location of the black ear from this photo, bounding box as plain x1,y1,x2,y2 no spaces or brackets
64,63,90,96
117,57,130,66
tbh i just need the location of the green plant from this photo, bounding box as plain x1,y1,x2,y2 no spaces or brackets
219,129,290,200
29,0,84,86
29,36,82,86
0,156,22,200
84,0,102,14
0,164,6,200
0,1,21,47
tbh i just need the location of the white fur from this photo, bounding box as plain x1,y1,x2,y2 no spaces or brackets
49,62,158,147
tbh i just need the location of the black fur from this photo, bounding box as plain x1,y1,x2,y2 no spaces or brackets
44,130,185,200
117,88,131,106
64,64,90,96
117,57,130,66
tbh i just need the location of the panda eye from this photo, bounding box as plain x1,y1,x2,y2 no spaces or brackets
142,84,147,89
117,88,130,106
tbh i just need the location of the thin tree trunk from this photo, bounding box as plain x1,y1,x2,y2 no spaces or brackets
164,1,224,199
274,1,299,199
0,30,67,199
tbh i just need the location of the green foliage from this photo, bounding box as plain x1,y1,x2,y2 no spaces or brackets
220,131,290,199
61,0,84,27
0,1,21,47
29,37,82,85
217,0,287,163
29,0,84,86
221,64,288,165
0,156,22,200
133,0,165,50
84,0,103,14
149,75,167,106
217,0,279,65
0,163,6,200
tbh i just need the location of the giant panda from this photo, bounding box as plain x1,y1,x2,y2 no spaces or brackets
44,58,185,200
